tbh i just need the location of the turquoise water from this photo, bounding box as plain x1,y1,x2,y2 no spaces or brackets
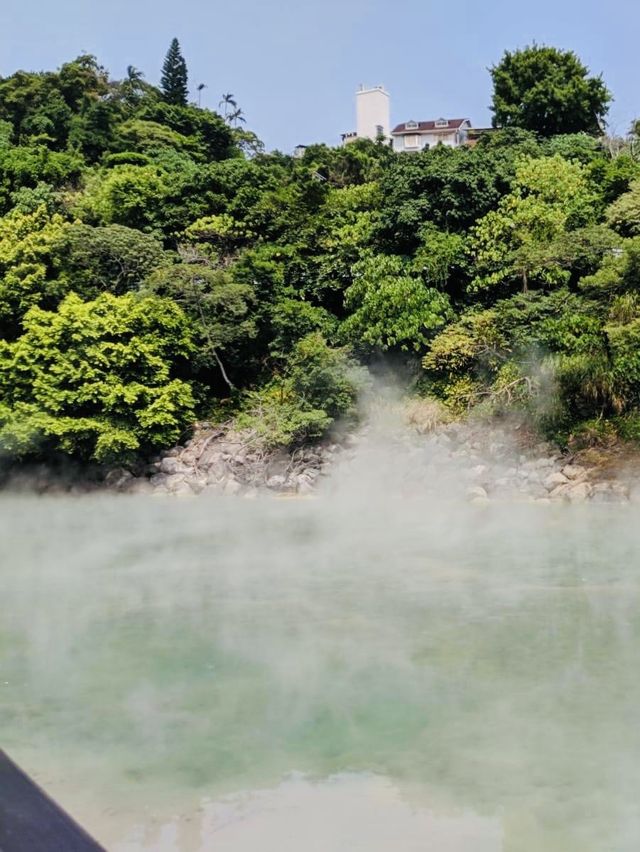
1,492,639,850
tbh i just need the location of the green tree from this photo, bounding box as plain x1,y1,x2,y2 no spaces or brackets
377,133,540,250
160,38,189,106
76,164,166,232
145,254,256,388
0,292,196,463
0,205,69,338
491,45,611,136
0,145,84,213
342,254,452,352
470,156,599,294
581,236,640,298
411,224,467,292
236,333,359,447
606,179,640,237
54,224,168,296
270,298,338,359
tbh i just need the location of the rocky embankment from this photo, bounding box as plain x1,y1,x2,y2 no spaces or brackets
1,411,634,502
105,425,339,497
416,420,631,504
102,414,633,503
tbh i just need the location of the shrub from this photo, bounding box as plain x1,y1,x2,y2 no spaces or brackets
235,333,360,448
0,292,196,463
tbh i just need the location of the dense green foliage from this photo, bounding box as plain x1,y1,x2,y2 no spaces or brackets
1,45,640,465
0,293,195,462
491,45,612,136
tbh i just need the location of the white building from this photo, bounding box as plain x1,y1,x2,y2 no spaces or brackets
341,86,471,151
342,85,390,144
390,118,471,152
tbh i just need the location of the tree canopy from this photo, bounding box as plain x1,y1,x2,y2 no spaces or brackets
1,43,640,463
490,45,612,137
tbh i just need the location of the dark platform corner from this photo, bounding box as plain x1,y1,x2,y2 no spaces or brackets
0,749,105,851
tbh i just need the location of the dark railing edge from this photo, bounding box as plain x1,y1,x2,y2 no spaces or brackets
0,748,106,851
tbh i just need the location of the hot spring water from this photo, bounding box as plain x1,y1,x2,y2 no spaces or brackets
1,429,640,850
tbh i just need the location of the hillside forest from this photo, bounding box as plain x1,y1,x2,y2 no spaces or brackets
2,41,640,466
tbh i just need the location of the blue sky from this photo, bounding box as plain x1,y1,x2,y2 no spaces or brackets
1,0,638,151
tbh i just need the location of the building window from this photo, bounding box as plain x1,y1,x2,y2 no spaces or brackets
404,134,420,148
405,120,418,130
435,118,449,128
375,125,384,138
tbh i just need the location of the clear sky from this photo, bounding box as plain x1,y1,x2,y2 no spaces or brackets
1,0,638,152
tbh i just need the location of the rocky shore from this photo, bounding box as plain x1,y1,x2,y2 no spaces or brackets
106,424,337,498
105,411,633,503
1,408,635,503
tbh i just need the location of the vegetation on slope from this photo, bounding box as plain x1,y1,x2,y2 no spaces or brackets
1,42,640,464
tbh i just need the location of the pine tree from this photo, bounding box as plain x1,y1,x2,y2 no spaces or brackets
160,38,189,106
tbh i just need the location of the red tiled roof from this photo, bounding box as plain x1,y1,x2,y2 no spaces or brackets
391,119,469,135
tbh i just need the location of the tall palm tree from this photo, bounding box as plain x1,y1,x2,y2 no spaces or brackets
197,83,207,107
126,65,144,85
218,92,237,121
228,108,246,127
121,65,145,104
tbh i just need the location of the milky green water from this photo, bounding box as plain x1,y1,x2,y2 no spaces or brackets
1,492,639,851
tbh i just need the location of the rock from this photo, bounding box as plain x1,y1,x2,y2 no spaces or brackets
524,457,555,471
566,482,592,503
124,478,153,495
562,464,588,481
198,448,225,469
159,457,190,476
266,474,287,491
494,477,514,490
149,472,170,488
185,473,208,494
487,442,506,457
294,472,316,493
179,450,198,466
544,471,569,490
471,464,489,479
591,482,612,494
525,484,550,499
534,442,554,455
549,483,572,500
466,485,488,501
223,478,242,496
611,483,630,500
591,488,617,504
104,467,134,489
164,473,188,492
173,481,195,497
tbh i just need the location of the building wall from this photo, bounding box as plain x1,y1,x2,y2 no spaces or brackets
391,123,470,153
356,86,391,141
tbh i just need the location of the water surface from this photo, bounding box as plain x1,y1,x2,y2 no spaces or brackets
1,489,639,851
